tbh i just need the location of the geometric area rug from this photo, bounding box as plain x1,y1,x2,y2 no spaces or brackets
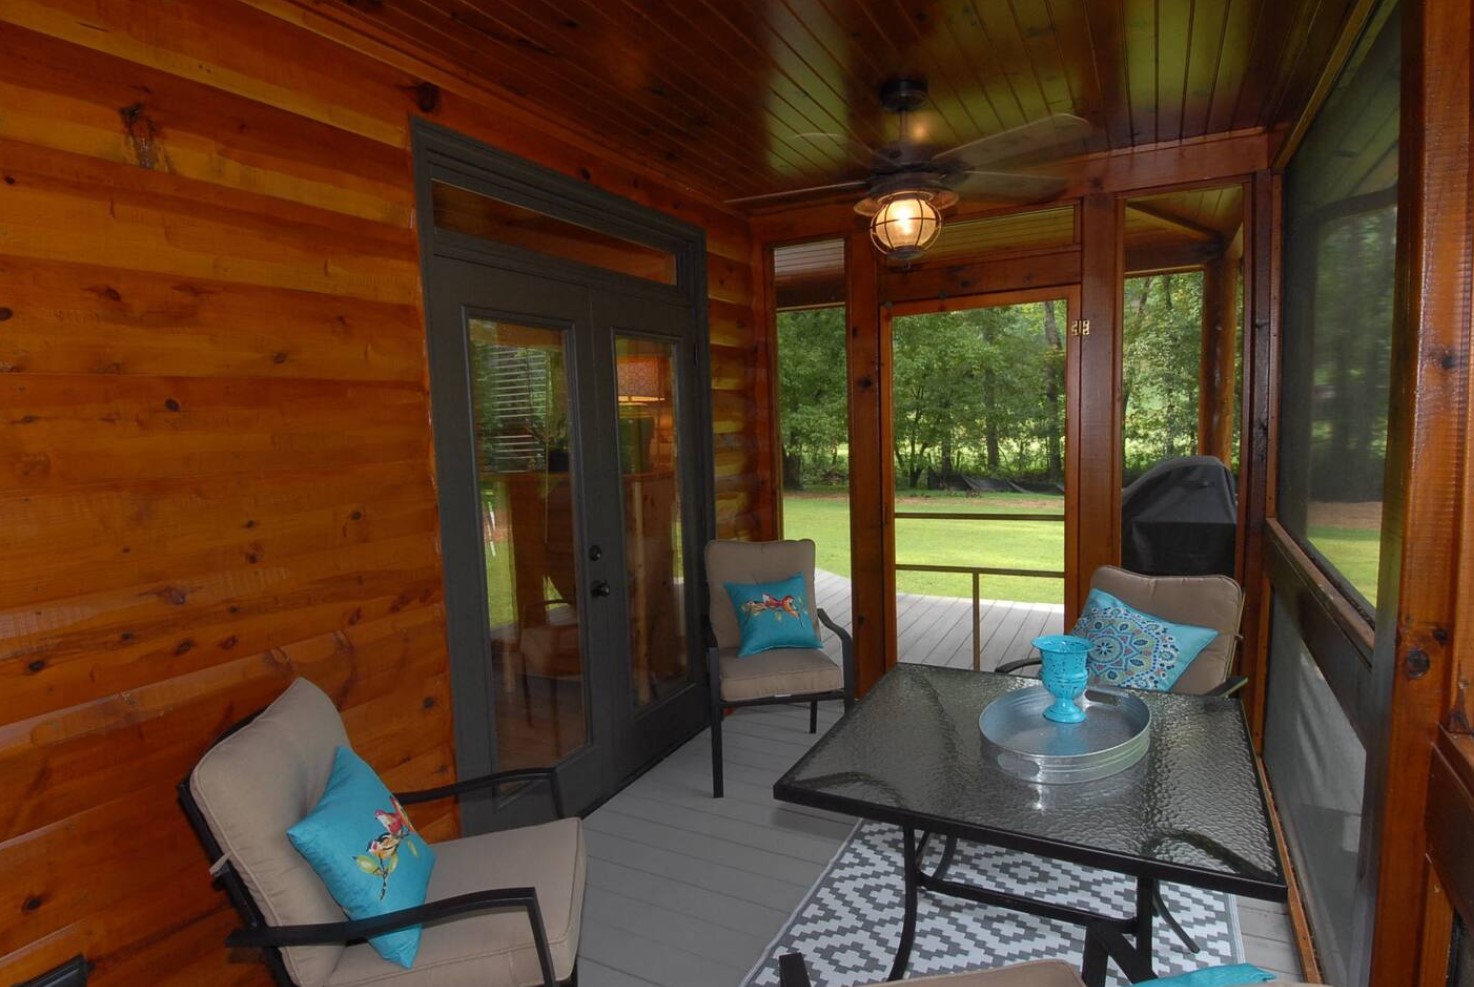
740,819,1245,987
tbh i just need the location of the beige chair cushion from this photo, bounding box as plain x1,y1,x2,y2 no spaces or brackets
1089,565,1245,695
718,647,841,702
890,959,1085,986
189,678,350,987
327,818,585,987
706,539,819,652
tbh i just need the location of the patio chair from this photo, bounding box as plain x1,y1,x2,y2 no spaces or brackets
997,564,1247,697
178,678,583,987
705,538,856,798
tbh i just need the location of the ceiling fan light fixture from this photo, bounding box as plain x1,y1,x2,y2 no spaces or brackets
868,190,943,262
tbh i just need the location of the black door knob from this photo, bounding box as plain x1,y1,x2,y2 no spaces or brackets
588,545,603,562
591,580,612,598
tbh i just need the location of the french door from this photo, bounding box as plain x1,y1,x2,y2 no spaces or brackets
881,285,1084,667
425,258,709,829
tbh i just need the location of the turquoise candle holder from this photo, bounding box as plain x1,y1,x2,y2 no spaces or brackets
1032,634,1092,724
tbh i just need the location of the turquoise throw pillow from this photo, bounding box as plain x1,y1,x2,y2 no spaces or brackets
725,573,822,657
1070,588,1220,691
1138,963,1274,985
288,747,436,969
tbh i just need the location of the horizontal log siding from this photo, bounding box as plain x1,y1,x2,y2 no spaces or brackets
0,2,767,983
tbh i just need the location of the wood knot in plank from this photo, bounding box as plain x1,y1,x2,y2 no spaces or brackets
119,102,171,171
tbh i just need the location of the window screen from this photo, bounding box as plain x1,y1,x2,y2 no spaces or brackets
1277,2,1399,615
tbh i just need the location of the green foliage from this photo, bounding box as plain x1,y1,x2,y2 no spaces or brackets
1121,273,1207,479
776,308,850,488
890,302,1065,487
777,277,1236,492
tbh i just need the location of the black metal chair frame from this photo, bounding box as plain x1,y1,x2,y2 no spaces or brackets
177,709,578,987
707,607,855,798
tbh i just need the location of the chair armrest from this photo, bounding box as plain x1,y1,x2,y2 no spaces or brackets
777,952,812,987
226,886,561,985
1205,675,1249,698
816,608,855,702
227,886,538,947
996,656,1042,675
396,767,565,818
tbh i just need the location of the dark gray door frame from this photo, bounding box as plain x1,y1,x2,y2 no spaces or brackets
412,120,715,827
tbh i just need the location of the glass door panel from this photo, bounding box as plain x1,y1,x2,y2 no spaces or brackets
887,292,1072,670
614,335,688,707
467,319,590,770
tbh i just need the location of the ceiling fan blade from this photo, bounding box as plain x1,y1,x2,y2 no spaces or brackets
950,171,1068,202
933,114,1091,170
725,179,871,206
785,132,894,171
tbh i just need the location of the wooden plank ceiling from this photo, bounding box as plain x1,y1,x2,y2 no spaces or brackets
315,0,1361,207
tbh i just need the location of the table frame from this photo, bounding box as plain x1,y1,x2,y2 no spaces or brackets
772,669,1288,985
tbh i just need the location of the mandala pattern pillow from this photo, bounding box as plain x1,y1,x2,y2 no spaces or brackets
1070,588,1219,692
725,572,822,657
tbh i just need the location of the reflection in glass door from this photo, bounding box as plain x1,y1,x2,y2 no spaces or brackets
468,319,588,770
886,290,1074,670
614,336,688,707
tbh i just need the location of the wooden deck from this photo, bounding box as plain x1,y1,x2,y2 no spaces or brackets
578,580,1301,986
810,568,1065,670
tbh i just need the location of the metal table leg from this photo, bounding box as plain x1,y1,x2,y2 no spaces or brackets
888,825,920,982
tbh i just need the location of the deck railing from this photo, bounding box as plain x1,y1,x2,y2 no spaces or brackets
892,510,1065,670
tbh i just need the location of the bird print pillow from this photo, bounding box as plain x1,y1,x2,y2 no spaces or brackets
725,572,822,657
288,746,436,968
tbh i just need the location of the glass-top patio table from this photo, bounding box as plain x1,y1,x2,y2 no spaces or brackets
772,664,1287,985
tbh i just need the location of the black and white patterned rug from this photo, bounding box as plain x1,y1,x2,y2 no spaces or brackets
741,819,1245,987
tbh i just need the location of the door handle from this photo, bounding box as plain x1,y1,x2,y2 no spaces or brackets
591,580,612,598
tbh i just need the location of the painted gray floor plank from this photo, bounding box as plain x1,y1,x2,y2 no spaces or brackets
575,959,662,987
585,857,790,937
584,885,773,970
579,920,748,986
583,828,821,911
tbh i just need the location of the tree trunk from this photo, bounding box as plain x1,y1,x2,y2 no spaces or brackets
1042,299,1063,481
782,446,804,490
983,320,1000,473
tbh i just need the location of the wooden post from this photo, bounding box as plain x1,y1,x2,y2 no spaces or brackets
1239,171,1281,746
1367,0,1474,981
1198,245,1241,464
1072,194,1123,621
845,231,894,693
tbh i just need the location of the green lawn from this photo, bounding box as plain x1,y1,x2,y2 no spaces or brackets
1306,526,1380,607
782,493,1382,607
783,492,1066,604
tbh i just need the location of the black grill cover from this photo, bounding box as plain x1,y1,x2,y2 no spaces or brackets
1121,455,1238,577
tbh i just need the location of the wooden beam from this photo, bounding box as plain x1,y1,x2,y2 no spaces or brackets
1124,241,1221,275
1198,250,1240,463
879,249,1081,304
1125,201,1224,243
748,130,1269,244
844,231,892,693
1239,170,1281,749
1071,194,1122,621
1369,0,1474,981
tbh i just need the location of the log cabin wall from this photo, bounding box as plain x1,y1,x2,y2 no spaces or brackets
0,2,768,984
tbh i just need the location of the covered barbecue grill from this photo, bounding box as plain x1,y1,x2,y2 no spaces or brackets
1120,455,1238,577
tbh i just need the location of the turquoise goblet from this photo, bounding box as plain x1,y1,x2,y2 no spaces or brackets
1033,634,1092,724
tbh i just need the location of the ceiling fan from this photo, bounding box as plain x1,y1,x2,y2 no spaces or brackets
731,78,1091,262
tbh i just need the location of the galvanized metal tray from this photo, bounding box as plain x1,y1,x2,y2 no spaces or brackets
978,685,1151,784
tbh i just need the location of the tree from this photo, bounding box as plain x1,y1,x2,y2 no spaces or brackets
1121,273,1204,479
776,307,849,489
